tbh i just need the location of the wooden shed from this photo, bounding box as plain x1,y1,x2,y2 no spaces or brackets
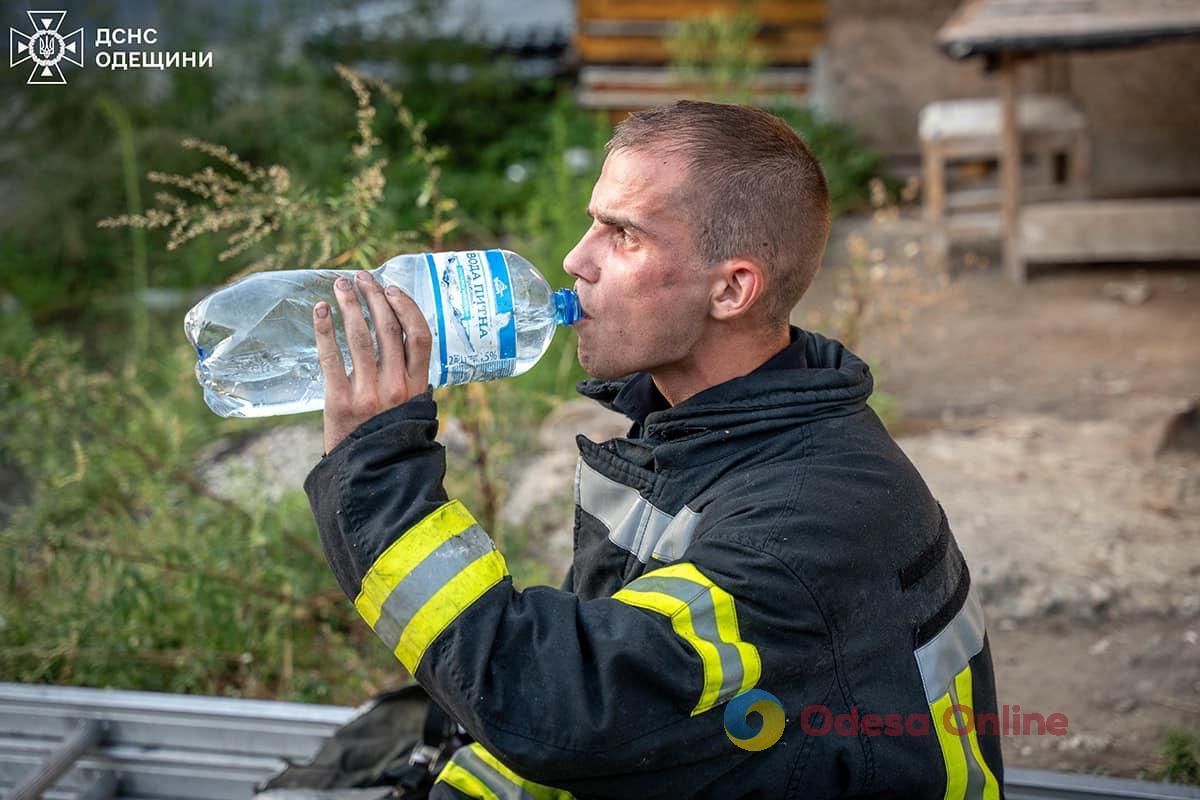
936,0,1200,282
575,0,827,118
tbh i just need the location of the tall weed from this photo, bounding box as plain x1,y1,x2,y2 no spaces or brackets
0,332,401,702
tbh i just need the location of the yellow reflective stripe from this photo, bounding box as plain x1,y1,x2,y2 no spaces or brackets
955,666,1001,800
663,564,762,692
393,548,508,673
931,691,969,800
434,758,501,800
615,589,724,715
707,575,762,695
355,500,477,628
647,561,709,587
467,743,575,800
613,561,761,717
353,499,510,674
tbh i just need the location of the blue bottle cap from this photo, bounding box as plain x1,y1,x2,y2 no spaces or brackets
553,289,583,326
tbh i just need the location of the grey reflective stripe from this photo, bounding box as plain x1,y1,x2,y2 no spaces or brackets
371,525,495,650
948,679,988,800
915,585,986,703
576,459,700,564
453,746,535,800
653,506,701,562
623,575,746,705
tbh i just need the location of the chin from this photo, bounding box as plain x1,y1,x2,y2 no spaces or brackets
577,345,623,381
579,357,612,380
582,360,640,381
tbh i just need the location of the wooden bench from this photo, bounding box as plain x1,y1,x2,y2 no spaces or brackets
1020,198,1200,265
920,95,1090,270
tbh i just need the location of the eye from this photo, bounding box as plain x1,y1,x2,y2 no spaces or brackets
614,226,634,246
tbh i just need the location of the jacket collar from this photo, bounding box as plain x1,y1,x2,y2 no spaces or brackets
586,328,807,426
576,327,873,440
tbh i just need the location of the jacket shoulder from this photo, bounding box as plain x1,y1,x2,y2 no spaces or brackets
690,415,943,586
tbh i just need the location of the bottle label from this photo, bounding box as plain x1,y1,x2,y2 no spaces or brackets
424,249,517,385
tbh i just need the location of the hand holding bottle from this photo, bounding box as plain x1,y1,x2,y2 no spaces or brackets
184,249,581,419
313,271,432,454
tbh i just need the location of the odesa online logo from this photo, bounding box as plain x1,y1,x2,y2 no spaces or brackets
10,10,84,85
724,689,786,751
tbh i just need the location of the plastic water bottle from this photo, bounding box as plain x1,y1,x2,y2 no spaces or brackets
183,249,582,418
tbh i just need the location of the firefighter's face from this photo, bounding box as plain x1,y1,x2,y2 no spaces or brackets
563,148,712,381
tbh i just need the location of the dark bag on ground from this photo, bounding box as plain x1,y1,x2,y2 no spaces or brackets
255,684,468,800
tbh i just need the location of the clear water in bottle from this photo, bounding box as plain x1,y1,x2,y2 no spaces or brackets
184,249,581,418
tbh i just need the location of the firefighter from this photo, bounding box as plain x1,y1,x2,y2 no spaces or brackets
306,101,1004,799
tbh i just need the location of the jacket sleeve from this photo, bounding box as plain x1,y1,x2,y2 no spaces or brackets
304,397,834,800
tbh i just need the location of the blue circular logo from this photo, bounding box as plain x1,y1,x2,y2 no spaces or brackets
724,689,786,751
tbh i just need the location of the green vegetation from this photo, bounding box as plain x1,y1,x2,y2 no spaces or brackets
666,7,885,216
1157,728,1200,785
0,333,397,702
0,8,888,702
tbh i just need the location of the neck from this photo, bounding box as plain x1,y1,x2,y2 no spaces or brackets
651,322,791,407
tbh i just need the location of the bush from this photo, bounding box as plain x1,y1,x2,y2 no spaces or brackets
778,108,888,217
0,329,402,702
1157,728,1200,785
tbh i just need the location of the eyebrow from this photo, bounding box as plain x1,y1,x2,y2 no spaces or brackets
588,208,651,238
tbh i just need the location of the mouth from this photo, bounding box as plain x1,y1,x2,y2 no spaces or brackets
573,289,593,320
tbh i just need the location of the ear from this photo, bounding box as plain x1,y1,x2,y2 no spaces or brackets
708,257,766,321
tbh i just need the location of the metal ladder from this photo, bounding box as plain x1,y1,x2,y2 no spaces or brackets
0,682,351,799
2,682,1198,799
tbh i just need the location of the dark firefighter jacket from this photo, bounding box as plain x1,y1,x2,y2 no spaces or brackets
303,327,1005,800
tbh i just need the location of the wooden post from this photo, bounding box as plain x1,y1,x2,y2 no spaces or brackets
999,53,1025,283
923,140,949,272
1068,131,1091,201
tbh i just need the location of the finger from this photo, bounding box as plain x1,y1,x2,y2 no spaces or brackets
356,271,405,377
313,302,350,401
385,286,433,390
334,275,377,388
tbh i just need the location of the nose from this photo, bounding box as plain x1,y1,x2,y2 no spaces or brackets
563,228,599,285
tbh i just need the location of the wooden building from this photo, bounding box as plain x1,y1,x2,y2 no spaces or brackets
575,0,827,118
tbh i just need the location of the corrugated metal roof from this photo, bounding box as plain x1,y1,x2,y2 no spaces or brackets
937,0,1200,59
304,0,574,49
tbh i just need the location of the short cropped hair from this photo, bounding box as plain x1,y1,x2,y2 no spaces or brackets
607,101,830,326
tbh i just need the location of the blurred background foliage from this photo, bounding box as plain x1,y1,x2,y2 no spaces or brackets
0,0,888,701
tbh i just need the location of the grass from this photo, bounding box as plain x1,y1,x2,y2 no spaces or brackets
1156,728,1200,785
